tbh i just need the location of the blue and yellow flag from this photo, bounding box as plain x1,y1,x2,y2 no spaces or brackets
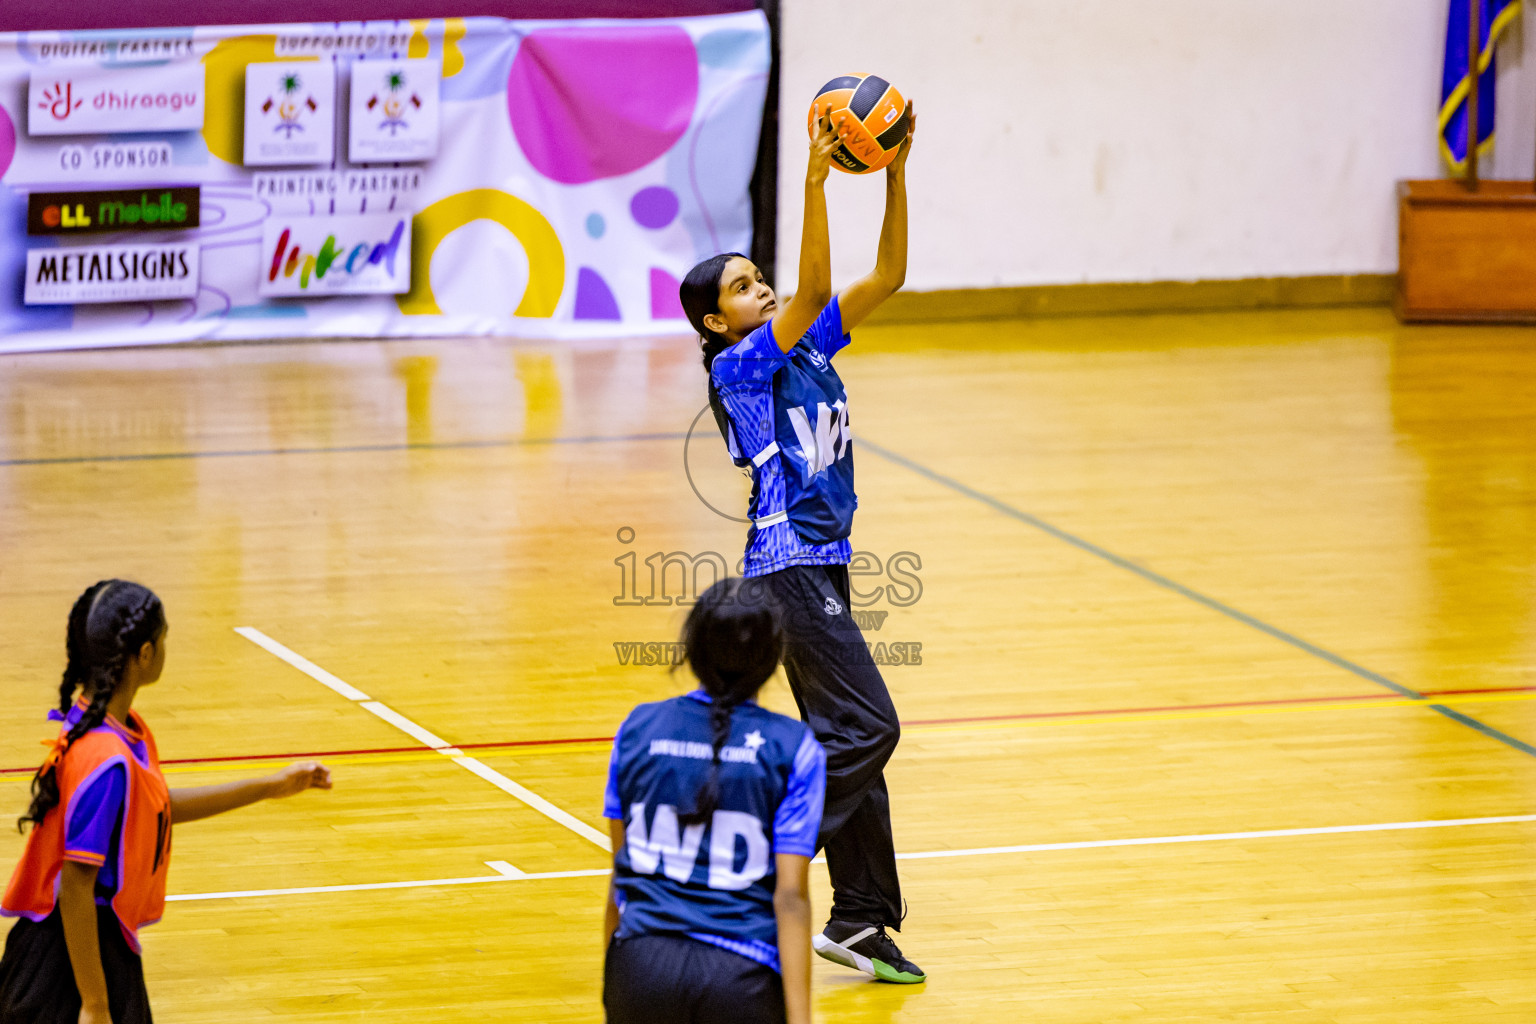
1440,0,1523,173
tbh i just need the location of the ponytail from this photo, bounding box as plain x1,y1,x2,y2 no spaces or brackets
674,577,782,826
682,699,738,828
18,580,165,832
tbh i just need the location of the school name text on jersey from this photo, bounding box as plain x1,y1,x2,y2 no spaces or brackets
648,738,759,764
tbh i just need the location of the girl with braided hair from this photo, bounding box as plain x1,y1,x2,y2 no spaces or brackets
602,577,826,1024
1,580,332,1024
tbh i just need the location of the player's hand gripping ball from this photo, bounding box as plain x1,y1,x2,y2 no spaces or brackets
807,73,910,174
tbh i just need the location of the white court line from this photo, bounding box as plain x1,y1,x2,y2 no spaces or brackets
235,626,611,852
450,753,611,848
166,866,611,902
164,813,1535,904
485,860,528,879
235,627,370,701
359,700,454,749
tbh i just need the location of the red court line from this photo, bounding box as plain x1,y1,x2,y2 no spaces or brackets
0,735,615,776
2,685,1531,777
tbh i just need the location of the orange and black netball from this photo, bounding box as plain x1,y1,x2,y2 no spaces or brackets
807,73,909,174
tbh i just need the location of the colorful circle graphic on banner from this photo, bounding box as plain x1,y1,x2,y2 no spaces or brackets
398,189,565,317
507,26,697,184
575,267,620,320
631,186,679,229
201,36,317,165
650,267,684,319
0,101,14,179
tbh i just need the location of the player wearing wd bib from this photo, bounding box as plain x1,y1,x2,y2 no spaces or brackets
2,580,332,1024
603,578,826,1024
680,99,923,983
606,694,824,968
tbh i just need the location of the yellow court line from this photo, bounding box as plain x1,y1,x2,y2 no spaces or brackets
163,749,465,775
149,691,1536,775
159,741,616,775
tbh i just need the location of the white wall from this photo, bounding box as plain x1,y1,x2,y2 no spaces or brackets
776,0,1536,292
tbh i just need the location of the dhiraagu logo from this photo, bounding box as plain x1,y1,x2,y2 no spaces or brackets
260,214,411,297
36,81,83,122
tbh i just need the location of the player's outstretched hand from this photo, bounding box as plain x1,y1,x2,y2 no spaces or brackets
807,104,842,185
888,99,915,176
268,761,333,798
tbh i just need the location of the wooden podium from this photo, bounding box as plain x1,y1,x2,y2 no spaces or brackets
1396,179,1536,323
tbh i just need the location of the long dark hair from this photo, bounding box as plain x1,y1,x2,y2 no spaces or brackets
18,580,165,832
680,252,749,447
674,577,782,826
680,251,748,373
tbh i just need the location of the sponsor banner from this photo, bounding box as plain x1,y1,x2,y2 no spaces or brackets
0,13,771,353
259,214,411,296
24,243,200,305
252,169,424,214
28,188,201,235
28,63,204,135
349,60,441,163
244,62,336,166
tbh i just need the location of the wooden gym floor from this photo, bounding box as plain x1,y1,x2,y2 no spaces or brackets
0,306,1532,1022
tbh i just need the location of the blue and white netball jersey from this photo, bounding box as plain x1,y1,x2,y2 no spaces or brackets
604,691,827,971
711,298,858,577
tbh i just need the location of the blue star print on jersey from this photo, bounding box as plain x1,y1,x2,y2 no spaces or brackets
711,298,857,576
604,691,827,972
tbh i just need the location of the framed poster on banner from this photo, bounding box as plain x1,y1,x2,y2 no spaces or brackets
244,62,336,166
349,59,441,163
24,244,200,304
28,63,205,135
260,214,411,296
27,188,201,235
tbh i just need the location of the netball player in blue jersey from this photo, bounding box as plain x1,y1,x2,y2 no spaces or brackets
678,103,921,984
603,577,826,1024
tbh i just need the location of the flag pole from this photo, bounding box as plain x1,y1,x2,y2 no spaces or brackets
1467,0,1481,190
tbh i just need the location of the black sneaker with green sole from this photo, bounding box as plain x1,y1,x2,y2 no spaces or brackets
812,921,926,984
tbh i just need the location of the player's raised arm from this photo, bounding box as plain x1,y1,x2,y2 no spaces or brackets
837,99,915,332
767,106,842,353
